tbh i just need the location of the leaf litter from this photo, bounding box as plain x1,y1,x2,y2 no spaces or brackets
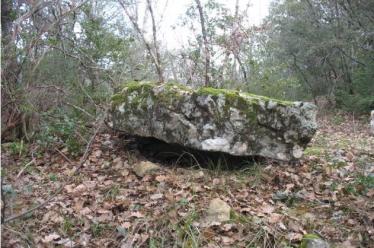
1,114,374,247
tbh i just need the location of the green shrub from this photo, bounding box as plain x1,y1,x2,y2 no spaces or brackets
336,60,374,113
36,111,88,155
7,140,28,156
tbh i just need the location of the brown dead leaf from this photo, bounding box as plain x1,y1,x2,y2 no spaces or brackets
150,193,163,200
42,233,60,243
80,207,92,216
288,220,304,233
366,189,374,197
260,204,275,214
73,184,87,195
93,149,102,158
121,169,130,177
79,233,91,246
212,178,220,185
267,213,282,224
96,212,113,222
64,184,75,193
202,227,215,239
221,236,234,244
155,175,167,182
121,222,131,229
222,223,235,231
55,238,76,247
286,232,303,241
346,152,354,161
131,211,144,218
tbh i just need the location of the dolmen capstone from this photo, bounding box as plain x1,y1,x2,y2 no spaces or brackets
111,82,317,161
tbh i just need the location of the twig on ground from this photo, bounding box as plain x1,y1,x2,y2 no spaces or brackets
55,148,74,165
16,159,35,179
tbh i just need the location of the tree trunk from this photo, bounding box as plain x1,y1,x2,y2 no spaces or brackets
195,0,210,86
118,0,164,83
146,0,164,83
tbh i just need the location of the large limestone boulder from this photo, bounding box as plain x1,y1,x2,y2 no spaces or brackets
111,82,317,161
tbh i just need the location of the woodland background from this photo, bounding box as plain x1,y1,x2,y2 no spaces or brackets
1,1,374,247
2,0,373,149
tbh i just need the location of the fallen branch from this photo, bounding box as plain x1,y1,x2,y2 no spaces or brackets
16,159,35,179
55,148,74,165
4,117,104,223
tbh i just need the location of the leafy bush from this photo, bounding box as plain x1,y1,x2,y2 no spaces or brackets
36,111,88,155
336,60,374,113
7,141,28,156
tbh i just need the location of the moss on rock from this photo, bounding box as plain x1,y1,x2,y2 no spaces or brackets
111,81,317,161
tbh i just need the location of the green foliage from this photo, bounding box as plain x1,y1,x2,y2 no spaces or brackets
336,60,374,113
36,111,88,155
299,234,321,248
257,0,374,110
61,217,75,235
104,185,120,201
344,174,374,196
49,173,58,182
7,140,28,156
174,209,200,248
90,223,109,237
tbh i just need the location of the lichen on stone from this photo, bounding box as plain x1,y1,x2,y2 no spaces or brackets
111,81,317,161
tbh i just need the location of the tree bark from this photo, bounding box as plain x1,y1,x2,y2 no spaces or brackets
118,0,164,83
195,0,210,86
146,0,164,83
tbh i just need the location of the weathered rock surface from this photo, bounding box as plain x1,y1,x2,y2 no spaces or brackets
133,161,160,177
111,82,317,161
205,198,231,225
300,234,330,248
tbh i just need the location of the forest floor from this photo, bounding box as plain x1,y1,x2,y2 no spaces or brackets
1,113,373,248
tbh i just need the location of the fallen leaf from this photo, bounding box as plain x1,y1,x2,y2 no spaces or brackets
155,175,167,182
121,222,131,229
150,193,163,200
131,211,144,218
268,213,282,223
64,184,75,193
42,233,60,243
286,232,303,241
79,233,91,246
260,204,275,214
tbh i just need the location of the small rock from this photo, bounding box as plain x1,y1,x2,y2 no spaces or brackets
205,198,231,225
112,157,125,169
133,161,160,177
195,171,205,179
331,149,347,166
2,184,13,193
103,140,112,147
101,161,110,169
331,210,344,221
300,234,330,248
272,191,289,201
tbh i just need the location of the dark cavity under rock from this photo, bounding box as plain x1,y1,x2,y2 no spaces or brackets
125,135,263,169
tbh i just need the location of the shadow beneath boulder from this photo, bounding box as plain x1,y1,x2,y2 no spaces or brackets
123,135,265,170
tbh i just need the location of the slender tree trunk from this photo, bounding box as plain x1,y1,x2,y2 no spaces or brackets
146,0,164,83
234,54,247,83
195,0,210,86
1,0,13,39
118,0,164,83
